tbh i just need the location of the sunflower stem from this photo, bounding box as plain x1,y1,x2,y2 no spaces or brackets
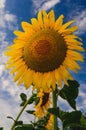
52,87,58,130
10,97,30,130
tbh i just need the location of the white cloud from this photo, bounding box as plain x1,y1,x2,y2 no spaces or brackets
69,10,86,35
77,83,86,111
0,64,4,77
39,0,60,11
0,32,6,42
0,69,34,130
0,0,17,30
0,1,21,129
32,0,60,12
0,98,16,130
0,0,5,9
0,98,34,130
0,0,18,99
74,11,86,35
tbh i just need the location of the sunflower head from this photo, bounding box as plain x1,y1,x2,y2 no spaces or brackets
34,89,50,118
5,10,84,91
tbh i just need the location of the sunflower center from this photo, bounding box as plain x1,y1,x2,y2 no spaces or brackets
24,29,67,72
35,40,51,56
41,93,49,107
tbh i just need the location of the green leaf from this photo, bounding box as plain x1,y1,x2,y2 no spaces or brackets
15,121,23,126
14,124,34,130
20,101,26,106
59,80,79,109
26,110,35,114
35,128,46,130
0,128,3,130
27,93,39,104
48,108,86,129
7,116,15,121
48,107,68,120
63,111,82,129
66,114,86,130
20,93,27,102
48,107,59,116
80,115,86,128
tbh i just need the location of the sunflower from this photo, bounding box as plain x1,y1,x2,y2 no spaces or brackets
34,89,50,118
5,10,84,91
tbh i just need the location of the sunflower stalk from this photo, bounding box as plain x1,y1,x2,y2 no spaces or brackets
52,87,58,130
10,97,30,130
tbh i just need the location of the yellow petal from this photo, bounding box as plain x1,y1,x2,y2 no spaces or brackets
65,39,82,45
41,73,47,90
33,72,43,88
64,35,82,41
48,10,55,28
59,66,73,80
5,49,22,56
5,52,21,58
13,30,31,40
62,26,78,34
31,18,40,31
21,21,35,33
23,69,34,89
13,30,24,37
43,10,49,29
37,11,44,28
67,50,84,62
59,20,75,33
68,45,85,52
54,14,64,31
10,61,25,74
55,69,62,87
46,72,52,88
66,52,84,62
17,69,29,86
10,43,25,50
51,72,56,90
6,59,23,69
14,64,27,82
64,58,81,72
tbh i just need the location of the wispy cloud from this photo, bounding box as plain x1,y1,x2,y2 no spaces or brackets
68,9,86,35
74,11,86,35
32,0,60,13
0,98,34,130
0,1,22,129
77,83,86,112
0,0,5,9
0,0,17,30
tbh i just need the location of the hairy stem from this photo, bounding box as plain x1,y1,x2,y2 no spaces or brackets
10,98,30,130
52,88,58,130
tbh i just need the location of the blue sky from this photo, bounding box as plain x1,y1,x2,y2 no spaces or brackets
0,0,86,129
